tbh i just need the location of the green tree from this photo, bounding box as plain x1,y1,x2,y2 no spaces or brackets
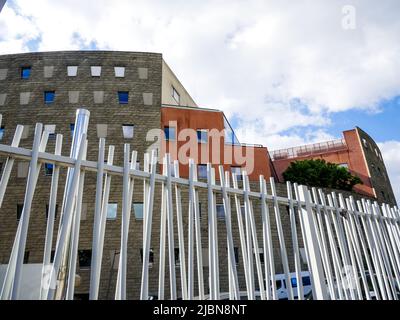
282,159,363,191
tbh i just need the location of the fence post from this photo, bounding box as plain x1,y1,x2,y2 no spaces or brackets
298,185,329,300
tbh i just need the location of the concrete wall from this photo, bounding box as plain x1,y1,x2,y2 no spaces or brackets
161,61,198,108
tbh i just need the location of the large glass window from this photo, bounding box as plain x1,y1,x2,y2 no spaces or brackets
107,203,118,220
44,91,55,104
118,91,129,104
164,126,176,141
21,67,31,79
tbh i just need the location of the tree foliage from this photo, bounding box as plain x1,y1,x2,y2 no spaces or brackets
282,159,363,191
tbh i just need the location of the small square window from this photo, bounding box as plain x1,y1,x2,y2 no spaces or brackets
231,166,242,181
21,67,31,79
17,204,23,221
44,163,54,176
140,248,154,266
46,204,58,220
216,204,225,220
172,86,180,104
17,162,29,178
122,124,134,139
133,202,144,220
91,66,102,77
67,66,78,77
78,250,92,268
96,124,108,138
44,125,56,140
197,164,207,180
107,203,118,220
44,91,55,104
0,126,4,140
164,127,176,141
197,129,208,144
118,91,129,104
114,67,125,78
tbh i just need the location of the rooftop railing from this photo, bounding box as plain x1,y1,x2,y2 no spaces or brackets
270,138,348,161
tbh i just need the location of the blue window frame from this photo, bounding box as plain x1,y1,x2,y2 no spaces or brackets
21,67,31,79
44,163,54,176
44,91,55,104
164,127,176,141
0,126,4,140
118,91,129,104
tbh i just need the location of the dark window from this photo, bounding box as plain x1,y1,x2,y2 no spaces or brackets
17,204,23,221
45,204,58,220
44,91,55,104
70,123,75,137
216,204,225,220
197,164,207,179
118,91,129,104
23,251,30,264
0,163,3,176
302,276,311,286
50,250,55,263
381,191,386,200
44,163,54,176
0,126,4,140
164,127,176,141
174,248,180,266
21,67,31,79
78,250,92,268
140,248,154,265
234,247,239,265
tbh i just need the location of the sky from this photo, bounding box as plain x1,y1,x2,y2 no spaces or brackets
0,0,399,203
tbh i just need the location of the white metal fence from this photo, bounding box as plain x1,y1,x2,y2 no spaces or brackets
0,109,399,300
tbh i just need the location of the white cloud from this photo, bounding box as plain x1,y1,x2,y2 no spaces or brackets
378,141,400,205
0,0,398,198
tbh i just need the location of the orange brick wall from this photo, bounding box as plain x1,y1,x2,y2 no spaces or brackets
272,129,375,198
161,107,271,181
